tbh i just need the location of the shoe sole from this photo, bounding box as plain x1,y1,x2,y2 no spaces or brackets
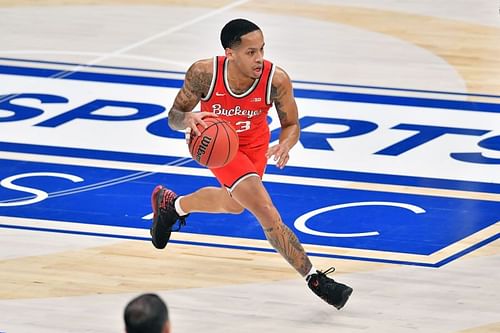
151,185,163,217
150,185,167,249
334,287,353,310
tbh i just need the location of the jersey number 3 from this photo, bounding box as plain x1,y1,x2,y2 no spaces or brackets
235,120,251,133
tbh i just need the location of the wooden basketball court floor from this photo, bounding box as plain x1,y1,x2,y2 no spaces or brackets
0,1,499,332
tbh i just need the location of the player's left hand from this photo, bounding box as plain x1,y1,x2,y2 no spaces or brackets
266,143,290,169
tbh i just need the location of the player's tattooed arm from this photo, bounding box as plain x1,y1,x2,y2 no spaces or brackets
270,67,300,144
267,67,300,168
168,59,213,130
271,85,288,123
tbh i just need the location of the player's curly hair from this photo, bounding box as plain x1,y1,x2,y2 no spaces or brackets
220,18,260,49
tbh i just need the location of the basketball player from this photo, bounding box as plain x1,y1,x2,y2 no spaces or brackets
151,18,353,309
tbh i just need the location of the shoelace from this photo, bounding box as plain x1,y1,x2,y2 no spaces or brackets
160,190,177,210
171,217,187,232
307,266,336,283
158,189,187,232
319,266,336,276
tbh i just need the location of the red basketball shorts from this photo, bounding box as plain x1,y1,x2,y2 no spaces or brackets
209,145,268,192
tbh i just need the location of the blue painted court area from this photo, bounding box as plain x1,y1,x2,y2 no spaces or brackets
0,59,499,266
1,159,498,258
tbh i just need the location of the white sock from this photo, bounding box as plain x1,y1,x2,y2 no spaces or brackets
174,196,187,216
305,266,317,281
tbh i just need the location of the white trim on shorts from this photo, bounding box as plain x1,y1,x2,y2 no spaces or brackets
225,172,260,193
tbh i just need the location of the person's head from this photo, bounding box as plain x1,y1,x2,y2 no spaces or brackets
220,18,264,79
124,293,170,333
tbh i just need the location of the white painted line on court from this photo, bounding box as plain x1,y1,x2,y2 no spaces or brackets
0,216,497,266
0,50,191,68
0,0,249,99
2,151,499,202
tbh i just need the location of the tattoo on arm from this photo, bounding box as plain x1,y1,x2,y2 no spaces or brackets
168,107,187,130
189,72,212,97
168,62,213,129
181,65,211,103
264,221,312,277
271,85,288,123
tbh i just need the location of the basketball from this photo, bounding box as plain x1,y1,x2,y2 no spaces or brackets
188,118,239,168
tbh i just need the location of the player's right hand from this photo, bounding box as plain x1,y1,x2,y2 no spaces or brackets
184,111,218,140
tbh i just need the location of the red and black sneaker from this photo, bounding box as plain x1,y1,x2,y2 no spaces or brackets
307,267,353,310
150,185,188,249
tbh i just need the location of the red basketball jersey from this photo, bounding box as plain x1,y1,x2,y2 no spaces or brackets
200,56,275,149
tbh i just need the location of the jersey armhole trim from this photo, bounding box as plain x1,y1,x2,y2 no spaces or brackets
265,63,276,106
201,56,218,102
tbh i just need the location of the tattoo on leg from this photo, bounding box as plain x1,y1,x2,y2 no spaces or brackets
264,221,313,277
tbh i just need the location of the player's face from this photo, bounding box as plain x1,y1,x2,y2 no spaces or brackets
226,30,265,79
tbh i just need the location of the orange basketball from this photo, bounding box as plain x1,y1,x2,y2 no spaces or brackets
188,118,239,168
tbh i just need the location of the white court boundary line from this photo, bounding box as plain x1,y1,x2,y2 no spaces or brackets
38,0,250,76
0,0,250,198
0,50,192,68
1,53,487,100
2,151,499,202
0,157,193,205
0,216,498,266
0,0,249,99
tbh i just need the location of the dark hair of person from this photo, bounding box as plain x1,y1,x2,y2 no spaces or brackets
220,18,261,49
124,293,168,333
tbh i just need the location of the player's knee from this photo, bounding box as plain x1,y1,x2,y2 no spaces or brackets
225,203,244,214
253,202,277,220
223,194,244,214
